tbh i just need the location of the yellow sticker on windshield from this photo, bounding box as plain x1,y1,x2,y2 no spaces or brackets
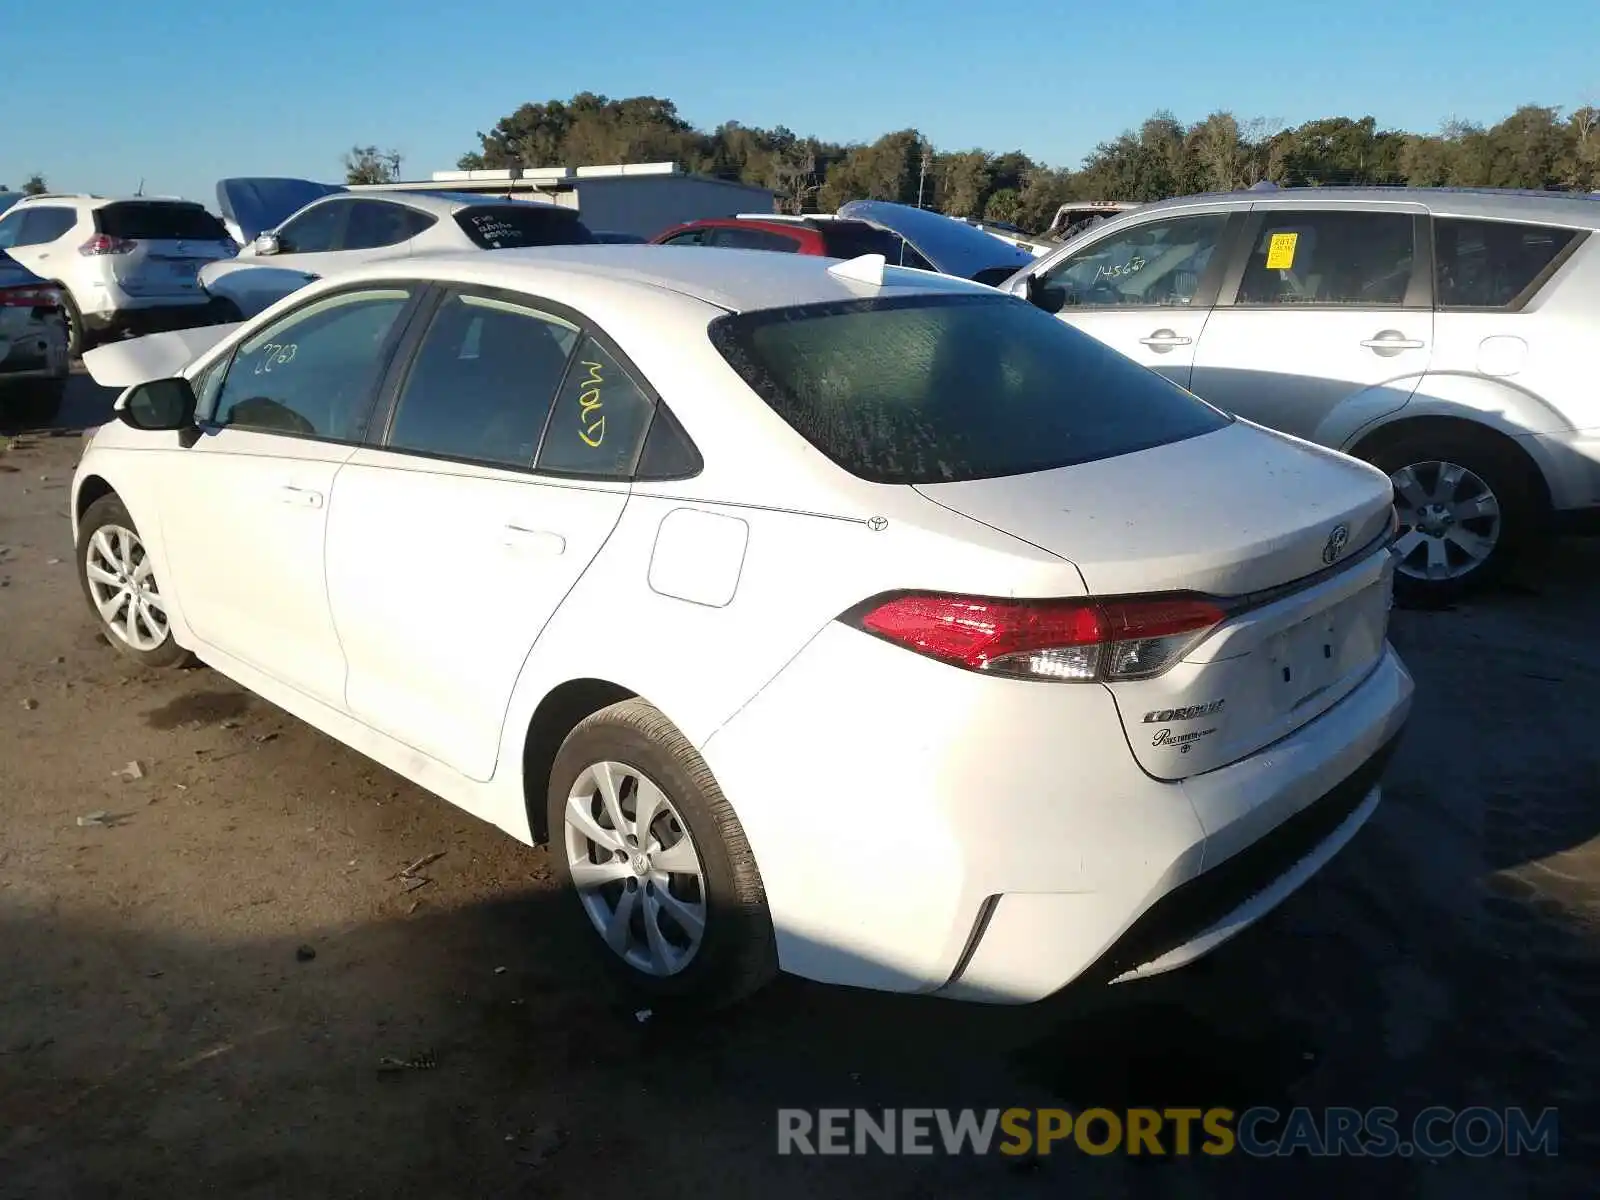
1265,232,1298,270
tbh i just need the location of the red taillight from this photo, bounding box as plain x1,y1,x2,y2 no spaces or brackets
0,285,62,308
79,234,136,256
847,592,1226,682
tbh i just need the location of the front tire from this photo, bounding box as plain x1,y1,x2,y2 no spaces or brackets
76,494,191,667
1361,426,1543,607
548,699,777,1008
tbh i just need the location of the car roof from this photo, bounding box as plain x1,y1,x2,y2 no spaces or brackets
339,243,996,313
303,190,547,217
1125,186,1600,228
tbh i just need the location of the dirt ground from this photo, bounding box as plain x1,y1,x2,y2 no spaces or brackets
1,375,1596,1199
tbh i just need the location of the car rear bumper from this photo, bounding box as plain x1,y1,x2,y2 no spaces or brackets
701,623,1412,1003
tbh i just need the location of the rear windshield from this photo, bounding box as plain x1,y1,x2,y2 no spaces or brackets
453,206,594,249
709,293,1230,485
96,202,230,241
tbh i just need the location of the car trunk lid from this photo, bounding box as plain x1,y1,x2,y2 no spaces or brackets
915,421,1397,778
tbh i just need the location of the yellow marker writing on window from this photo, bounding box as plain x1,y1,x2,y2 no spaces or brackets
1265,232,1298,271
577,360,605,448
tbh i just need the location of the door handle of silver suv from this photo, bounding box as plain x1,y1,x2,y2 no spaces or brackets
1360,332,1425,355
1138,329,1192,352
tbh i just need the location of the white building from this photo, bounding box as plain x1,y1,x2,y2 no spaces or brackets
349,162,775,240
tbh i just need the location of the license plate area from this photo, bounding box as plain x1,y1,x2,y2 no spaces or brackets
1267,591,1362,711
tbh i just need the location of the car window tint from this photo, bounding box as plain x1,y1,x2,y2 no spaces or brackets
1041,214,1227,309
277,201,346,253
213,288,412,440
0,213,22,250
344,200,422,251
1235,211,1414,306
1434,218,1581,309
451,205,593,249
387,293,579,468
404,208,438,238
95,202,229,241
534,336,655,477
661,229,706,246
819,222,910,262
708,226,801,252
710,293,1230,485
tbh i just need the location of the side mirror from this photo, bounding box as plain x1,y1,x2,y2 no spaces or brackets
116,377,197,432
253,232,280,256
1024,272,1066,315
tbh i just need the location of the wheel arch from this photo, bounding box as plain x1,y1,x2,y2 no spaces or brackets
521,677,638,844
1347,414,1553,516
73,473,117,541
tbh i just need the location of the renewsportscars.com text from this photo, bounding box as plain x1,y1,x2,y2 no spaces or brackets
776,1106,1559,1158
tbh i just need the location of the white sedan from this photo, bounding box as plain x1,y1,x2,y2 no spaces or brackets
200,189,595,319
73,246,1412,1006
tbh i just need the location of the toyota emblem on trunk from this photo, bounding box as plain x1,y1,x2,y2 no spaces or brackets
1322,524,1350,565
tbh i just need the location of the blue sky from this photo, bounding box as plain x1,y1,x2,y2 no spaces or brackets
4,0,1597,206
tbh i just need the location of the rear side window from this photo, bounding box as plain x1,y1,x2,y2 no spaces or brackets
1434,218,1583,309
708,226,801,252
818,223,907,262
710,293,1231,485
453,205,593,249
387,292,578,469
96,202,229,242
535,336,655,478
344,200,434,251
1234,211,1415,307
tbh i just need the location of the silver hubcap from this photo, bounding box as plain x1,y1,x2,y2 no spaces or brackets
563,761,707,977
85,524,169,651
1388,459,1502,582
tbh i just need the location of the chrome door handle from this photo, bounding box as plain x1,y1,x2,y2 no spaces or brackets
503,525,566,556
1360,332,1425,354
1138,329,1192,352
277,485,324,509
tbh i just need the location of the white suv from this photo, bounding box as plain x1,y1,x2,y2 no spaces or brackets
1006,188,1600,604
0,194,236,355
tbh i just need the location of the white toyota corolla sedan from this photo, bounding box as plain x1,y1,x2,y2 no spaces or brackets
72,246,1413,1006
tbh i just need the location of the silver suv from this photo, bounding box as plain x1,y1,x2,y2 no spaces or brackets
0,194,236,355
1006,187,1600,604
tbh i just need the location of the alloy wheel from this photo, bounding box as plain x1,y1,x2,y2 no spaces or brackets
84,524,169,651
563,760,708,977
1388,459,1502,582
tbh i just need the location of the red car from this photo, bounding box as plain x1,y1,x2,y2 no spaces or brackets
651,216,936,269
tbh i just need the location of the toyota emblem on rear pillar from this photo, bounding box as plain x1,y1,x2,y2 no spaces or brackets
1322,524,1350,565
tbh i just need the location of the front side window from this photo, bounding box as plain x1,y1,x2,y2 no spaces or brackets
660,229,707,246
386,292,579,468
211,288,413,439
710,293,1231,485
1234,211,1415,307
1434,218,1582,309
534,336,656,477
1038,214,1228,310
276,200,348,253
0,212,21,250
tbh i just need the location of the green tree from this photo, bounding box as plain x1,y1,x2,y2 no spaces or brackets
22,173,47,195
934,150,992,218
982,188,1021,224
817,129,925,210
343,146,402,185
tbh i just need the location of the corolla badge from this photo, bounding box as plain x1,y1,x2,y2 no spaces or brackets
1321,523,1350,565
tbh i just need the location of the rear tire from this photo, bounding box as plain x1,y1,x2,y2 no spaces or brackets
548,698,777,1008
57,288,90,357
76,494,192,668
1360,426,1543,608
